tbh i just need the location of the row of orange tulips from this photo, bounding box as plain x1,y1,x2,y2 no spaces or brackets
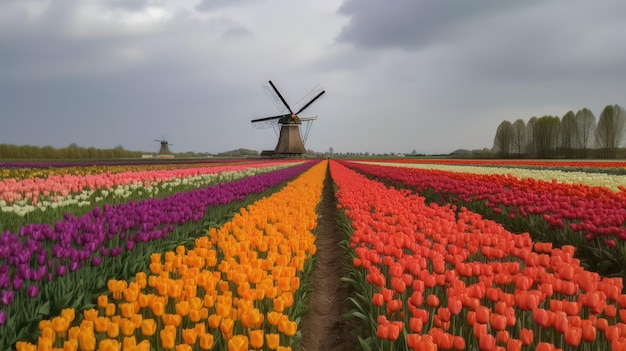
14,160,326,351
330,160,626,351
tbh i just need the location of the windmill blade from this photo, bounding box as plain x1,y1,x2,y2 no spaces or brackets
251,118,280,130
251,114,288,123
267,80,293,114
295,89,325,115
263,82,290,114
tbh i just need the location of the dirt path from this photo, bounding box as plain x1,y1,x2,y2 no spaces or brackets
299,165,358,351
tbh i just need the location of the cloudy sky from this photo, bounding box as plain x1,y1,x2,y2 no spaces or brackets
1,0,625,155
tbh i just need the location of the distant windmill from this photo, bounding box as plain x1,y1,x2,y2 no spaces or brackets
251,80,325,157
154,137,173,155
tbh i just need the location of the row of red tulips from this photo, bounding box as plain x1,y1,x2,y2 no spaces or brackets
340,160,626,277
330,160,626,350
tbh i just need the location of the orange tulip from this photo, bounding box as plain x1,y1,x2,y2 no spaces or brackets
279,319,297,337
160,325,177,349
63,339,78,351
98,339,119,351
141,319,156,336
220,318,234,336
151,300,165,317
107,321,120,338
51,316,70,335
199,333,214,350
119,318,135,336
37,337,52,351
61,308,75,323
123,336,136,350
176,301,191,317
182,328,198,345
83,309,99,322
208,314,222,329
105,303,116,317
228,335,248,351
506,339,522,351
249,329,264,349
265,333,280,350
93,317,110,333
77,330,96,351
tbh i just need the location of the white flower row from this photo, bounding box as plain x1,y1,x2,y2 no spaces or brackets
359,161,626,192
0,163,299,217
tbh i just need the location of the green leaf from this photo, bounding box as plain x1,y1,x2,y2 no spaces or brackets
38,301,50,315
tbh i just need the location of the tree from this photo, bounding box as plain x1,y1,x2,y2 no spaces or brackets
535,116,560,158
525,117,538,156
574,108,596,158
560,111,577,158
511,119,526,156
596,104,626,158
492,120,514,157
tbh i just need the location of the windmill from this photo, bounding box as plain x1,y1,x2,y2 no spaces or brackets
251,80,325,157
154,137,173,156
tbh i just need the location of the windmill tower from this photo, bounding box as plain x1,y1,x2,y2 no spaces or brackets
155,137,174,158
251,80,325,157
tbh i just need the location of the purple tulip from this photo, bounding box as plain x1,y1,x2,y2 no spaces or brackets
110,248,122,257
125,241,135,251
100,247,108,256
2,290,14,305
27,285,39,298
69,261,79,272
91,257,102,267
0,311,6,325
56,264,67,277
12,277,24,291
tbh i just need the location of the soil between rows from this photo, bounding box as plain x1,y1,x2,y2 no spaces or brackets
299,166,359,351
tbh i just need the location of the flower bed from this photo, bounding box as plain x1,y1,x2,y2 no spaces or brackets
331,160,626,351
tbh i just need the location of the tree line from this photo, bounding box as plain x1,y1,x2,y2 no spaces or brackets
492,104,626,159
0,143,147,160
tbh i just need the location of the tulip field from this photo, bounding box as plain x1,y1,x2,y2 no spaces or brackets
2,158,626,351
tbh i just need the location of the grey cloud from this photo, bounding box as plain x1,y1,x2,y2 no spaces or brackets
195,0,259,12
335,0,542,50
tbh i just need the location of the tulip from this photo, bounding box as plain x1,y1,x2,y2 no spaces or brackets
160,325,177,349
182,328,198,345
27,285,39,298
228,335,248,351
191,332,211,350
141,319,156,336
0,311,6,325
